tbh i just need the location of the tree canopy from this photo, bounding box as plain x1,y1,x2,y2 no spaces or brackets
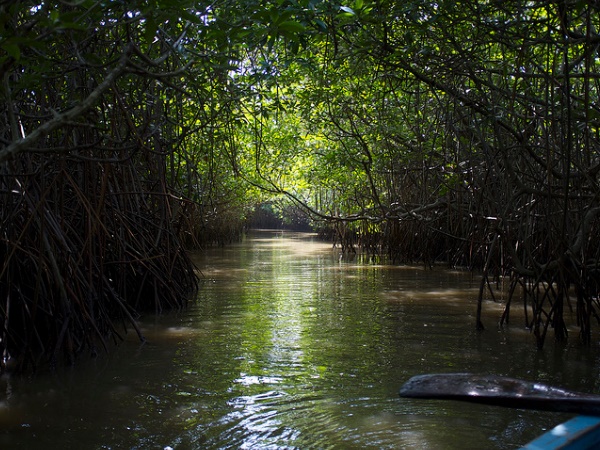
2,0,600,370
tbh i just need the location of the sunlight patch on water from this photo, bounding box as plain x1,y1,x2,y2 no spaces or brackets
249,231,333,257
198,267,249,279
382,290,479,309
234,374,284,386
2,231,592,450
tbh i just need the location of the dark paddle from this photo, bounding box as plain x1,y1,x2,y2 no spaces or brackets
399,373,600,416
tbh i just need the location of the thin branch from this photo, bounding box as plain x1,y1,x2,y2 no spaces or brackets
0,44,133,164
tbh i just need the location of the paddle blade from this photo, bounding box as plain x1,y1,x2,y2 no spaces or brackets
400,373,600,416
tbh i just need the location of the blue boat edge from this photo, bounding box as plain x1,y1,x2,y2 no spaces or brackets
521,416,600,450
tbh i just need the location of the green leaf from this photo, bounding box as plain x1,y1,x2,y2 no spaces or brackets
340,6,355,15
56,21,88,31
145,20,159,43
278,21,306,33
314,19,328,32
278,10,293,24
2,42,20,60
180,10,203,24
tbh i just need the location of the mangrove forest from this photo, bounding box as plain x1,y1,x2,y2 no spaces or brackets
2,0,600,372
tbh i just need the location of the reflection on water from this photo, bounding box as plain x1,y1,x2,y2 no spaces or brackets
2,230,600,449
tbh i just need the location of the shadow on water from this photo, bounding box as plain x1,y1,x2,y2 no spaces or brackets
2,230,600,449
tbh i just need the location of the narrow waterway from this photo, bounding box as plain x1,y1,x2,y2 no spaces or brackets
2,230,600,449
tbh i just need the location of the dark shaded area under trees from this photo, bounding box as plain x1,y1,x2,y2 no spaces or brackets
3,0,600,372
0,1,205,372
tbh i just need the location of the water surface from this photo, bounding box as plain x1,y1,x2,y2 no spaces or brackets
2,230,600,449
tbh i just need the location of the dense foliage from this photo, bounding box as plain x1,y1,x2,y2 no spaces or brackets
238,0,600,349
2,0,600,370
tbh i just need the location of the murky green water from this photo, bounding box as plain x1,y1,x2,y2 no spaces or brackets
2,230,600,449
